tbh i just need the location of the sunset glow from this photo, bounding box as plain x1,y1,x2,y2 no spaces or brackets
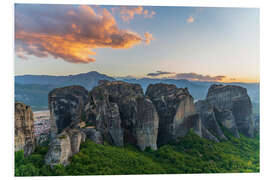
15,4,259,83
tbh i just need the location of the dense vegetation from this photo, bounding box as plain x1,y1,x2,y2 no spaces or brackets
15,131,259,176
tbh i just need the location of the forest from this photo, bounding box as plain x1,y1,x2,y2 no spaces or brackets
15,130,259,176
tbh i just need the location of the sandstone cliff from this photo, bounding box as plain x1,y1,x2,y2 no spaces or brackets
15,102,35,156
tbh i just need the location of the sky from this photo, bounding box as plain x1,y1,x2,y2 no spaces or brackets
14,4,260,83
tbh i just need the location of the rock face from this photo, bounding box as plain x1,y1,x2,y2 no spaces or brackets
45,81,256,167
174,113,202,138
146,83,199,145
214,108,240,138
86,81,159,150
45,128,85,166
253,115,260,133
48,86,88,138
201,125,219,142
15,102,35,156
206,84,254,137
86,84,123,146
82,127,104,145
195,100,227,140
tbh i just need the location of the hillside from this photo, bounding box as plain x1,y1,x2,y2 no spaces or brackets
15,131,259,176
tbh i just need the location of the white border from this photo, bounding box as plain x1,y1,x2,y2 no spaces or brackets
1,0,269,180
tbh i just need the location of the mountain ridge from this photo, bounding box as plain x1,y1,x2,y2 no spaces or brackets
15,71,259,111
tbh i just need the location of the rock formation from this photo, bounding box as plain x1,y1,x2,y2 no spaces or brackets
206,84,254,137
146,83,200,145
86,84,123,147
48,86,88,138
86,81,159,150
195,100,227,140
214,108,240,138
45,128,85,166
45,81,256,166
82,127,104,145
201,125,219,142
15,102,35,156
253,114,260,133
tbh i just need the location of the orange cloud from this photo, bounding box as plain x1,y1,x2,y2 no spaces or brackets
144,32,154,44
186,16,195,23
15,5,153,63
113,6,156,22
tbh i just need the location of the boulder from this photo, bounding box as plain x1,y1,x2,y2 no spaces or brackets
15,102,35,157
48,86,88,138
146,83,198,145
206,84,254,137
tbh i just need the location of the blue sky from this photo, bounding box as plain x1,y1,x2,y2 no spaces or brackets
15,5,259,82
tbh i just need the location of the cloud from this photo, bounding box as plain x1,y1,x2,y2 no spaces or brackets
144,32,154,44
147,71,175,77
186,8,204,24
15,4,154,63
113,6,156,22
170,73,226,82
186,16,195,23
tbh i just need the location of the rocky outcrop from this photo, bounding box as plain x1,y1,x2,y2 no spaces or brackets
195,100,227,140
82,127,104,145
48,86,88,138
206,84,254,137
174,113,202,138
201,125,219,142
45,81,256,167
86,81,159,150
214,108,240,138
15,102,35,157
146,83,199,145
253,115,260,133
135,97,159,150
45,128,85,166
86,84,123,146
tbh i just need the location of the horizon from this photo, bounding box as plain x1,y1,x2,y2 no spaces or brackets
15,70,260,84
15,4,259,83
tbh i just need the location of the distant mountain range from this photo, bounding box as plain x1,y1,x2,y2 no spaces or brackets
15,71,114,90
15,71,259,111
